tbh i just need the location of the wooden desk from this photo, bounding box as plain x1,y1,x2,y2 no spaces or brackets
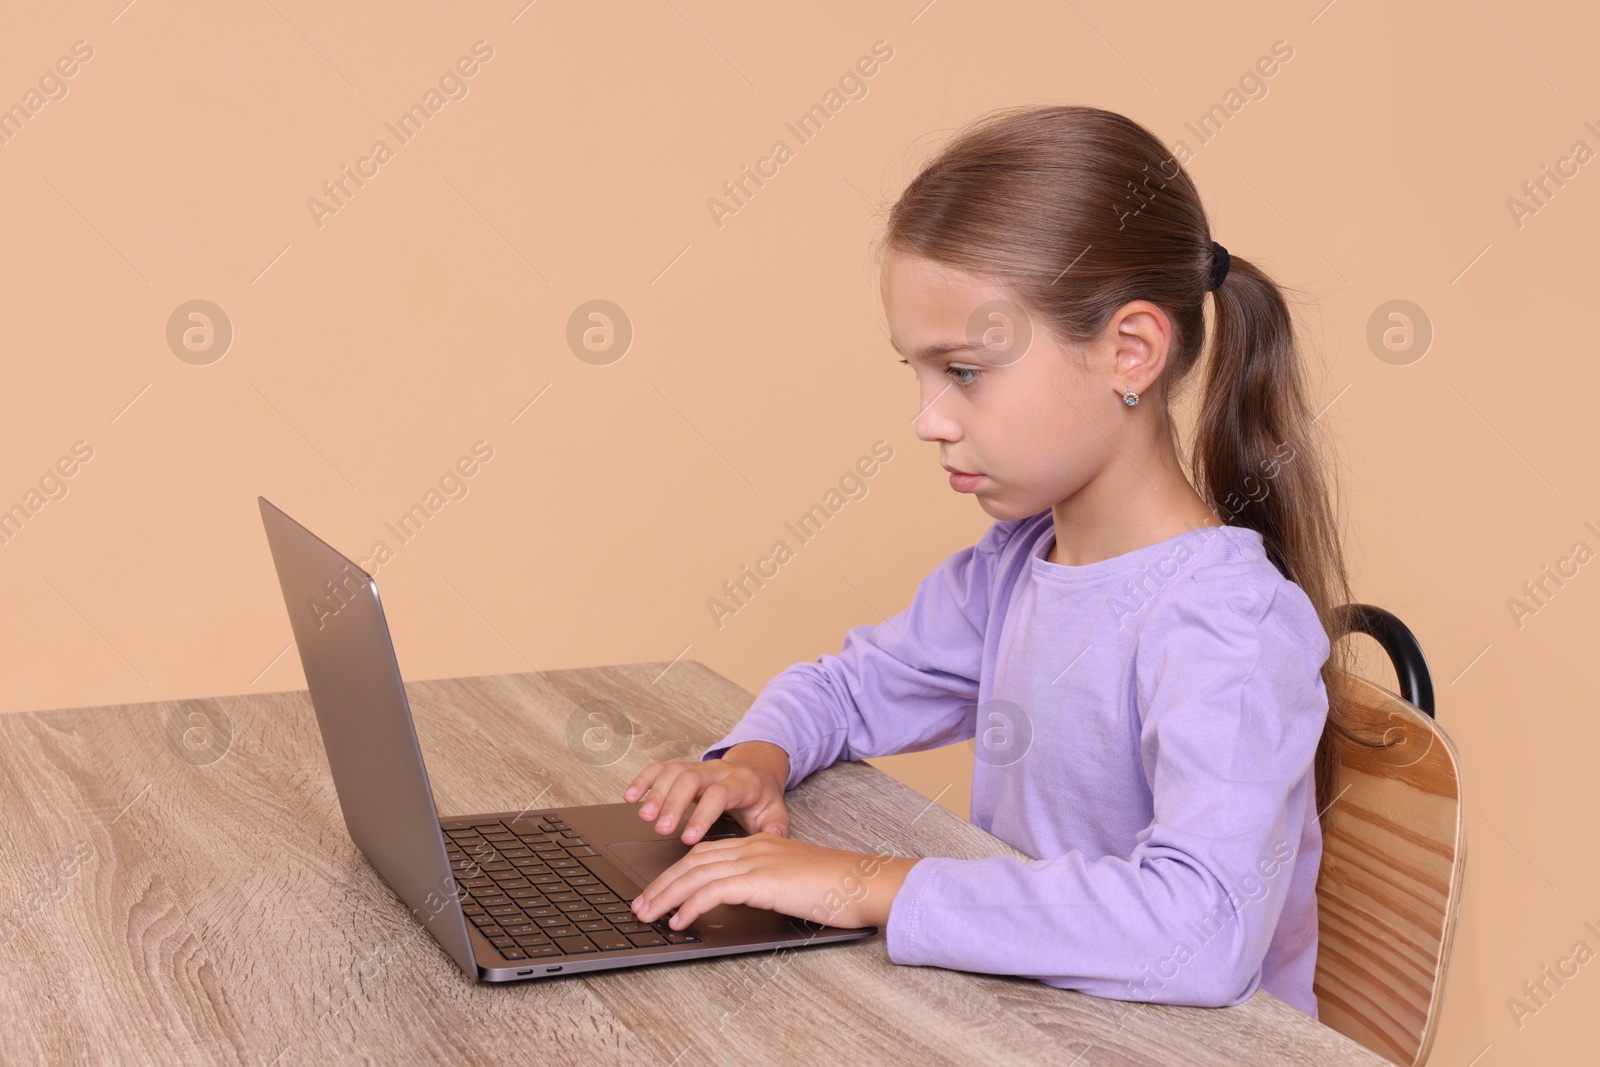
0,662,1389,1065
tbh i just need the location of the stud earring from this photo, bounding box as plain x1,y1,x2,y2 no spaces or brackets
1122,390,1139,407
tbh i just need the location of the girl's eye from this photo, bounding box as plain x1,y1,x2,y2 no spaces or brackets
898,358,980,387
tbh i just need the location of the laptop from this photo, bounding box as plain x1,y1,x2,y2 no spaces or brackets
257,496,876,982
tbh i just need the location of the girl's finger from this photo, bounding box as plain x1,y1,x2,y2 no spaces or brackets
638,764,683,820
667,874,758,929
633,848,744,922
652,770,703,835
624,762,664,807
680,782,730,843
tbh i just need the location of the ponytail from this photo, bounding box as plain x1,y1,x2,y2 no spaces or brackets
1199,254,1363,832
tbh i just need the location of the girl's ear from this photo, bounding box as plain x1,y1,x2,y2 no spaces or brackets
1110,301,1173,392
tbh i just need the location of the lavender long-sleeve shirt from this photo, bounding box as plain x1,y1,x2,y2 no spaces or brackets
701,508,1332,1017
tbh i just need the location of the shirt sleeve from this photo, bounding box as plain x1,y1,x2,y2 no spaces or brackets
884,569,1332,1008
700,518,1023,791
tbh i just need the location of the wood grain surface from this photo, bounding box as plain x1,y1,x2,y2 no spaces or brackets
0,660,1392,1066
1313,675,1467,1066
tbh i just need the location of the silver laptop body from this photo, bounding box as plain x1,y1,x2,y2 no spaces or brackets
258,496,874,982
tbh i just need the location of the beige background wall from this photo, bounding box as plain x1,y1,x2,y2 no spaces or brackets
2,0,1593,1061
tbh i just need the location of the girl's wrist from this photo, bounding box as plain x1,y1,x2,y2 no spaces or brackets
855,854,920,928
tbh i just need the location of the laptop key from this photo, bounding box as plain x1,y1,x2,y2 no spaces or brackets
554,936,596,954
501,949,527,960
663,930,700,943
545,925,579,938
588,931,631,952
577,920,610,932
627,932,667,947
490,936,516,948
595,903,631,914
520,947,562,959
567,910,600,923
503,924,539,936
612,922,651,933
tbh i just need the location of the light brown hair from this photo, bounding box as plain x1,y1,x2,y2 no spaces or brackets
876,103,1368,835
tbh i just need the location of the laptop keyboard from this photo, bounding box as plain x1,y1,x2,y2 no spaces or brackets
442,814,702,962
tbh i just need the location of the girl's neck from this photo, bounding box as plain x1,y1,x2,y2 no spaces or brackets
1046,447,1221,567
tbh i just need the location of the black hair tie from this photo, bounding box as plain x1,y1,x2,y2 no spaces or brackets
1208,241,1230,291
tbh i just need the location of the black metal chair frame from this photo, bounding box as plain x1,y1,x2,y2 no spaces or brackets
1337,603,1435,719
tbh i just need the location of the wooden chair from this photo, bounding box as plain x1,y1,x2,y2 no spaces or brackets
1313,604,1465,1067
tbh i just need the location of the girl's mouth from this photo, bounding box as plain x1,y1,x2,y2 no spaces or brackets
948,471,984,493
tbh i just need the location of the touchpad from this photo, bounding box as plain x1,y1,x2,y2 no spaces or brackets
607,833,742,888
606,839,695,887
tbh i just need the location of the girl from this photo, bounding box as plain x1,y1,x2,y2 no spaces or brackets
622,104,1360,1019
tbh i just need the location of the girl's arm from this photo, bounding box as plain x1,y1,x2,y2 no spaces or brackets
884,576,1331,1009
700,517,1026,791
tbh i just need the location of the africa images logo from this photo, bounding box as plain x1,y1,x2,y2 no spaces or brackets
306,41,495,229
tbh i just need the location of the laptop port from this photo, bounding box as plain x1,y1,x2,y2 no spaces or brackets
547,966,563,972
516,969,534,976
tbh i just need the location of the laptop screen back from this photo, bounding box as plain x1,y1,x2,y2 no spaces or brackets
258,496,478,977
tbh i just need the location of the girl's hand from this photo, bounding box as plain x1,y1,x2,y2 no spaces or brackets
629,834,919,931
623,741,792,844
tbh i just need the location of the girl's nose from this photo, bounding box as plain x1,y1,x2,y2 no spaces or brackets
913,388,960,443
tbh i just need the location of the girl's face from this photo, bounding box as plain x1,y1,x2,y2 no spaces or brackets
880,250,1141,522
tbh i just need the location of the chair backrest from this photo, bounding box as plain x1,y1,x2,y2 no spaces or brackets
1312,670,1465,1066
